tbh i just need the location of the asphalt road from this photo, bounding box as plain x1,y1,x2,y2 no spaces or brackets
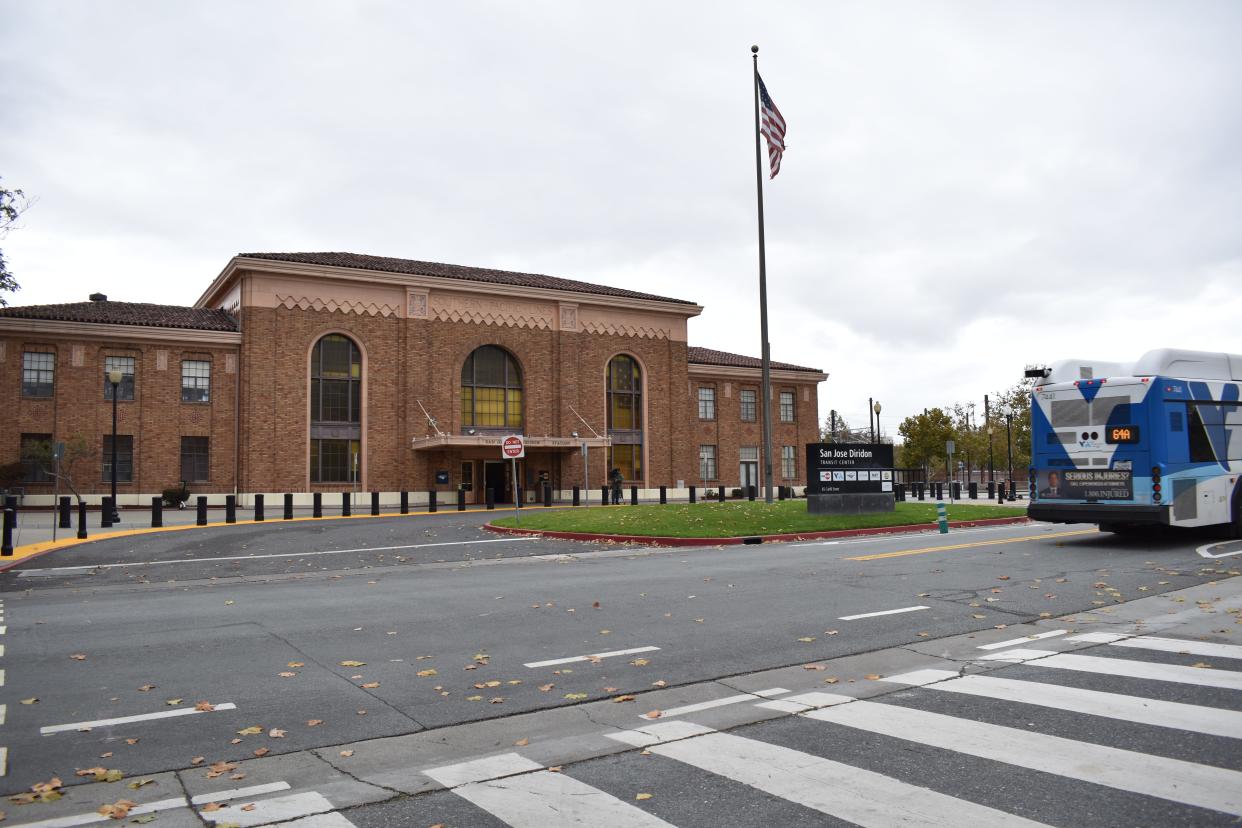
2,510,1239,827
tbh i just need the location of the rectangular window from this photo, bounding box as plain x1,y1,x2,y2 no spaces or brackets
698,387,716,420
181,360,211,403
180,437,210,482
311,438,359,483
740,389,756,422
22,351,55,397
699,444,717,480
781,445,796,479
101,435,134,483
739,446,759,462
779,391,795,422
103,356,136,400
20,433,52,483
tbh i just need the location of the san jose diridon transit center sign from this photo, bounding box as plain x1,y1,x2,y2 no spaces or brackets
806,443,894,494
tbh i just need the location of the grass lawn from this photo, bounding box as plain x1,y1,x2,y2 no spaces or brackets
490,499,1026,538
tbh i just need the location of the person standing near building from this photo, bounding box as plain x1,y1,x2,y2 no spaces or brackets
609,467,623,505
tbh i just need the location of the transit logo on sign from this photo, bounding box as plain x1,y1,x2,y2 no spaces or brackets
502,435,525,459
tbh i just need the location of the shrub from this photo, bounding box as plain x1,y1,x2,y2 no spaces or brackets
162,484,190,506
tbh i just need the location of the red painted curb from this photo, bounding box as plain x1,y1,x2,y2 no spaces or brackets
483,515,1032,547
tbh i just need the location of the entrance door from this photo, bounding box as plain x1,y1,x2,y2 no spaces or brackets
460,461,475,504
484,461,511,504
739,446,759,494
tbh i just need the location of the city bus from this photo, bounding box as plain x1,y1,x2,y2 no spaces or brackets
1027,348,1242,534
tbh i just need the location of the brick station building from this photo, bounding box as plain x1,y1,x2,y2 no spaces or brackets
0,252,826,504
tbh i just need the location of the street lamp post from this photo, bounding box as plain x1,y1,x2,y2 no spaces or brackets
107,368,122,523
872,400,882,442
868,397,874,443
985,394,994,484
1005,412,1014,497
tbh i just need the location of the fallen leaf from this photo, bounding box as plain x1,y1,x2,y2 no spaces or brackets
466,695,483,701
100,752,113,758
236,726,263,736
997,575,1010,581
70,654,87,661
564,692,588,700
803,664,826,671
165,698,184,706
630,658,650,667
190,757,205,765
200,802,224,812
823,677,839,684
489,697,505,704
126,779,154,790
972,614,986,619
137,684,156,692
360,682,380,689
97,798,137,820
538,683,555,692
19,698,38,705
1192,662,1213,669
514,738,529,747
278,672,298,678
613,695,636,703
548,766,563,773
268,729,287,738
651,680,667,688
824,630,840,636
306,719,323,727
416,669,438,677
195,701,215,712
339,660,366,667
252,748,270,757
599,630,611,635
241,803,257,812
797,637,816,643
229,739,242,745
636,793,653,801
288,662,305,668
645,710,663,718
339,750,354,758
125,738,139,745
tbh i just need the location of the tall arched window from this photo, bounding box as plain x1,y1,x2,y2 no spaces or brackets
310,334,362,483
461,345,523,430
607,354,643,483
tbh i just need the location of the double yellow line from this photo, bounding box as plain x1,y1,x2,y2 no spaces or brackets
845,528,1099,561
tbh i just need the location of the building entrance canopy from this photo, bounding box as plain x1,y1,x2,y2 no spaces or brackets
409,434,611,452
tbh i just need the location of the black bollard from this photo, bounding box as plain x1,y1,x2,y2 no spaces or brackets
779,486,787,501
151,496,163,528
284,493,294,520
1008,480,1017,502
255,493,265,522
630,485,638,506
226,495,237,524
101,496,113,528
968,482,978,500
997,482,1006,503
77,499,88,539
457,488,466,511
429,490,437,513
486,487,495,510
543,484,552,507
601,485,608,506
313,492,322,518
342,492,351,517
400,491,409,514
196,496,207,526
951,482,961,501
59,496,72,529
372,491,380,516
572,485,580,507
987,481,996,499
659,486,667,505
2,508,14,556
689,486,696,504
719,485,726,503
748,485,756,502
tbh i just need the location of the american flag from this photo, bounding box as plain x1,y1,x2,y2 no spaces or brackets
758,74,786,178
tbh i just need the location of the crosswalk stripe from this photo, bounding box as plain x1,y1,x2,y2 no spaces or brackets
426,752,674,828
273,814,357,827
198,791,334,828
976,630,1068,650
882,669,1242,738
1069,632,1242,660
639,688,788,719
639,726,1051,827
978,649,1242,690
805,696,1242,815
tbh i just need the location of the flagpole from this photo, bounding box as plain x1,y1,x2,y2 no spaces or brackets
752,45,775,505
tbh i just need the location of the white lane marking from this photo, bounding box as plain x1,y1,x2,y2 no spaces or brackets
277,814,357,828
190,780,292,805
0,668,5,686
17,537,541,575
0,745,6,777
432,759,675,827
638,688,788,719
754,699,813,714
1,703,6,725
41,702,237,735
1069,632,1242,660
647,725,1052,828
424,753,544,788
0,626,6,635
524,645,660,669
0,644,5,656
198,791,335,828
607,721,715,748
806,697,1242,815
976,629,1068,650
10,796,189,828
882,670,1242,738
838,605,929,621
978,649,1242,690
1196,540,1242,558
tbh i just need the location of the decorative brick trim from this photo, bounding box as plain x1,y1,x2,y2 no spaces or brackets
275,294,401,317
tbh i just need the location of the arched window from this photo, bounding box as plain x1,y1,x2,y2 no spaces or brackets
461,346,523,430
310,334,361,483
607,354,643,483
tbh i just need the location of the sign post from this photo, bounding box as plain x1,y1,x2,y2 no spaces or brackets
502,435,525,525
945,439,956,504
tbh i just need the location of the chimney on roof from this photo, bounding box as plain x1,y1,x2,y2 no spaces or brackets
89,293,107,302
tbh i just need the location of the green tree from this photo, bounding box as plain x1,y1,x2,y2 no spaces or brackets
23,434,92,502
0,177,32,306
984,381,1034,478
897,408,956,477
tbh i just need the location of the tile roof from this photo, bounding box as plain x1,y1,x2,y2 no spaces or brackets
687,346,823,374
239,252,700,306
0,301,239,332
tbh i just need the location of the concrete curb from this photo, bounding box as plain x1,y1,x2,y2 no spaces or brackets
483,515,1033,546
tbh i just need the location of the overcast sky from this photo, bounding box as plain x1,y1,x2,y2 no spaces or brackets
3,1,1240,436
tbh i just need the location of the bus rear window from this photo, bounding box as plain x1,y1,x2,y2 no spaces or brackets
1188,406,1216,463
1051,399,1088,427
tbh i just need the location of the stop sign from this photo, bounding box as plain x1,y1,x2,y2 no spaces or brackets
502,435,525,459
